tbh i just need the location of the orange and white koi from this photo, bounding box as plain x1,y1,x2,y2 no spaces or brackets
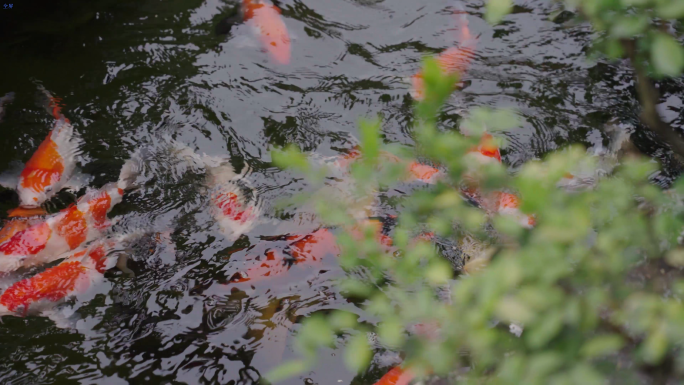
226,220,433,286
210,178,262,242
410,9,477,101
0,156,139,273
228,228,339,285
465,132,501,164
488,191,535,228
329,147,444,185
169,141,261,241
0,217,36,244
15,86,82,209
0,239,117,317
242,0,291,64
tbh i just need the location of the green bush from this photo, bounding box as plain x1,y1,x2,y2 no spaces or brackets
270,1,684,383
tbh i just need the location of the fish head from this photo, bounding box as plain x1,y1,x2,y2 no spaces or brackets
17,185,50,209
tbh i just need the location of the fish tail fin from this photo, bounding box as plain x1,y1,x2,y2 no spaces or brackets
7,207,47,218
604,122,633,156
450,3,472,42
163,137,240,182
117,151,144,191
164,136,231,170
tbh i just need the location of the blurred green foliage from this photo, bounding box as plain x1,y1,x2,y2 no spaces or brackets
555,0,684,77
269,1,684,383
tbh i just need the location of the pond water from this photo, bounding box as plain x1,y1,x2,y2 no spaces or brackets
0,0,682,384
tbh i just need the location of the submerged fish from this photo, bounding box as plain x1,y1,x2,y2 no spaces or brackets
410,9,477,100
228,228,339,285
373,366,416,385
242,0,291,64
0,239,116,318
329,146,444,185
0,92,15,123
226,219,432,286
15,86,82,209
169,141,261,241
0,156,139,273
0,217,35,244
557,123,633,192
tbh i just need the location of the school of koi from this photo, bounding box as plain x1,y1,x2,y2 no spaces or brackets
0,2,604,384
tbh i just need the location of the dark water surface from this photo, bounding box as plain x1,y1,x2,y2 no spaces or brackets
0,0,683,384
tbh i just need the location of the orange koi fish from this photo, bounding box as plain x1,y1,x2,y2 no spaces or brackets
226,219,435,286
461,133,535,227
15,86,82,209
490,191,535,228
466,133,501,164
0,156,139,273
0,217,35,244
0,238,119,317
228,228,339,285
410,10,477,100
242,0,291,64
373,366,416,385
330,147,444,185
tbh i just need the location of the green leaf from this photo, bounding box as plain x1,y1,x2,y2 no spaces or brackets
378,319,406,348
496,298,534,324
604,38,624,59
570,364,605,385
425,258,453,285
610,16,649,38
666,249,684,267
486,0,513,24
581,335,625,358
651,33,684,77
641,327,668,363
271,146,310,172
266,360,309,383
359,118,381,163
329,311,359,330
526,311,563,349
657,0,684,19
344,333,372,372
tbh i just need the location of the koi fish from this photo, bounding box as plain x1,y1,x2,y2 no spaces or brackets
15,86,82,209
0,239,117,318
0,217,36,244
373,366,416,385
557,123,633,192
410,9,477,101
7,207,49,218
330,147,444,185
242,0,291,64
168,141,261,241
228,228,339,284
210,178,262,242
0,92,14,123
227,220,433,286
465,135,535,228
489,191,535,228
466,133,502,164
0,156,140,273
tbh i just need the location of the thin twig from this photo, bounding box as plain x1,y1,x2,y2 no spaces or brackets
622,39,684,164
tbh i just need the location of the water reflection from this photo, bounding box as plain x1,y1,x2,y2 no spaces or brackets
0,0,683,383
